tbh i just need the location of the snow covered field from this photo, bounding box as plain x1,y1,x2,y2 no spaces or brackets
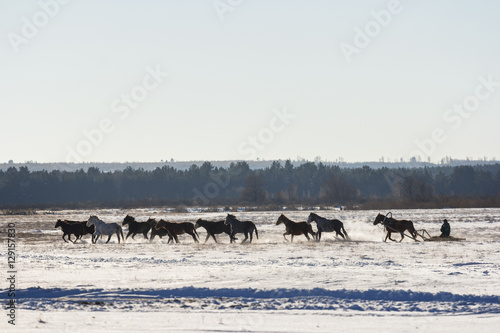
2,208,500,332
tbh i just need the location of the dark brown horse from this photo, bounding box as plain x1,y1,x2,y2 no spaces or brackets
122,215,151,240
194,219,233,243
276,214,315,242
373,213,418,242
155,219,199,243
147,218,170,241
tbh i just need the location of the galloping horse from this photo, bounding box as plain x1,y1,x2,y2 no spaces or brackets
307,213,348,241
147,218,170,241
194,219,233,243
276,214,315,242
224,214,258,243
373,213,418,242
155,219,199,243
122,215,151,240
56,219,95,242
55,220,85,243
87,215,124,244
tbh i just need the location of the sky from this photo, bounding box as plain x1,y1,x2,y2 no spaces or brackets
1,0,499,164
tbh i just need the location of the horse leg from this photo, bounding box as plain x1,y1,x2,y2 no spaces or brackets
241,232,249,243
283,233,289,242
106,234,112,244
126,231,132,240
399,232,404,242
116,231,121,244
62,234,68,243
291,234,294,242
211,234,218,243
204,234,211,243
304,232,309,241
189,231,199,243
143,231,149,240
249,230,253,243
317,231,322,242
167,235,173,244
336,229,345,240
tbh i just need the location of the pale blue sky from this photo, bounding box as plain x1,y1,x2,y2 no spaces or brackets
1,0,499,163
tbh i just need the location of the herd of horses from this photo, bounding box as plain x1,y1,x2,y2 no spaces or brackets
54,212,422,244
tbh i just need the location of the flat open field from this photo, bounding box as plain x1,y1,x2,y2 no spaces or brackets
2,208,500,332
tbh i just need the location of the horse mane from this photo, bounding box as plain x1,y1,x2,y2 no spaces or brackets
279,214,292,223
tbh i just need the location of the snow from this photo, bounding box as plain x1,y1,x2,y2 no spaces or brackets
2,208,500,332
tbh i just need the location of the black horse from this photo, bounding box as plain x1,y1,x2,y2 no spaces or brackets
276,214,315,242
122,215,151,240
373,213,418,242
55,220,85,243
56,219,95,242
307,213,349,241
194,219,233,243
147,218,170,241
224,214,259,243
155,219,199,244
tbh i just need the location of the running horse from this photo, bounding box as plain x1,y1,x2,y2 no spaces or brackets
307,213,348,241
224,214,259,243
373,212,419,242
87,215,124,244
276,214,315,242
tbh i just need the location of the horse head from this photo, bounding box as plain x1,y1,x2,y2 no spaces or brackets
194,219,203,229
154,219,167,230
146,218,157,227
373,213,384,225
123,215,134,226
55,220,63,228
276,214,285,225
225,214,235,225
87,215,97,227
307,213,316,224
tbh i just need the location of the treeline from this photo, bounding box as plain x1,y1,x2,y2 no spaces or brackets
1,161,500,209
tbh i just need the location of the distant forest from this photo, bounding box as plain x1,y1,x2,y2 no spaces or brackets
1,161,500,210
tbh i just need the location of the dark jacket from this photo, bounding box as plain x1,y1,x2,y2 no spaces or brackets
440,221,450,237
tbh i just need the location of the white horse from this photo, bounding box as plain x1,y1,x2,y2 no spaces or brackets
86,215,124,244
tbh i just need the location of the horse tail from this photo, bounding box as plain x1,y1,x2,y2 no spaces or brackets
254,224,259,240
